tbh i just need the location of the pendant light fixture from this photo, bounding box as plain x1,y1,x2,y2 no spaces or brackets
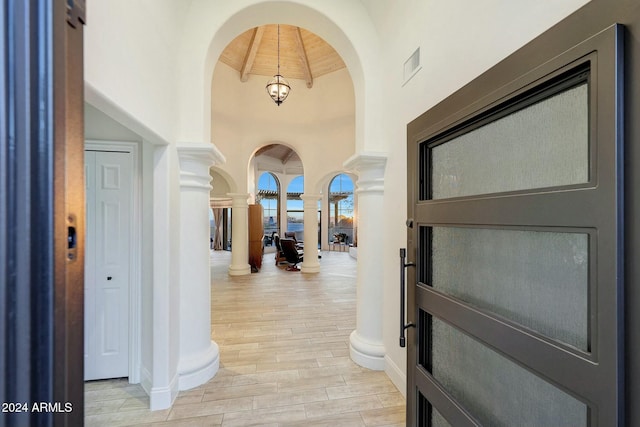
266,24,291,106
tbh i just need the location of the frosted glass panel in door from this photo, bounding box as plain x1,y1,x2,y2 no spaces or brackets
418,393,453,427
431,317,587,426
432,405,452,427
431,83,588,199
431,227,589,351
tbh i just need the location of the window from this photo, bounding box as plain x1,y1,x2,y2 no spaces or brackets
256,172,280,235
328,174,354,245
286,176,304,239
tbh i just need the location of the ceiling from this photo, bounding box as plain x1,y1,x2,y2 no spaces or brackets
219,24,346,88
255,144,300,164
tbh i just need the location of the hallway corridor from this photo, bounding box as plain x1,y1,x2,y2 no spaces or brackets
84,250,405,426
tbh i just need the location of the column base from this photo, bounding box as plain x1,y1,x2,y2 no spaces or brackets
177,341,220,390
301,261,320,273
349,330,385,370
228,264,251,276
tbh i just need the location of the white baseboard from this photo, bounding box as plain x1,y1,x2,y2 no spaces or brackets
384,355,407,398
149,372,178,411
140,365,152,396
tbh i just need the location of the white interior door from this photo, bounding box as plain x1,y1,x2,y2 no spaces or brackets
85,150,131,381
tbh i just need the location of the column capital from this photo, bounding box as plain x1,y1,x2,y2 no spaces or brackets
344,152,387,172
177,143,225,190
344,152,387,195
300,193,321,208
227,193,249,208
177,142,226,165
300,193,321,200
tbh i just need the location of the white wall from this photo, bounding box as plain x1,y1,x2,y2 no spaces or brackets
84,0,191,144
360,0,591,393
85,104,143,142
85,1,187,408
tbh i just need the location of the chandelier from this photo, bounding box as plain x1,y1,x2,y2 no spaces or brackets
265,25,291,106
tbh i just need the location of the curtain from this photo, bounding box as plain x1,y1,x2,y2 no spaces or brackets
213,208,224,250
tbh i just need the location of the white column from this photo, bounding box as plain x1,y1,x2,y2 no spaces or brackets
344,153,387,370
227,193,251,276
177,143,225,390
320,191,330,251
300,193,321,273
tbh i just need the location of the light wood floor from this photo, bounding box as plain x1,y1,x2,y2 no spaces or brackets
85,250,406,426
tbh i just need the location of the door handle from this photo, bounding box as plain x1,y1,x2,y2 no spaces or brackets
399,248,416,347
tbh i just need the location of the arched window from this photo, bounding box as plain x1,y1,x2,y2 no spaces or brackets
286,176,304,239
328,174,354,245
256,172,280,235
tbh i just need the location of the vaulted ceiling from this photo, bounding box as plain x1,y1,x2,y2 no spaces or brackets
219,24,346,89
254,144,303,176
255,144,300,164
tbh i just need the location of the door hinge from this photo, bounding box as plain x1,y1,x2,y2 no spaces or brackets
67,0,86,28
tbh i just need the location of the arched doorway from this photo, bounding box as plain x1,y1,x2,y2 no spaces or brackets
197,2,388,398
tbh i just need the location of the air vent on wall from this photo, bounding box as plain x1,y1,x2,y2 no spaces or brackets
403,47,421,86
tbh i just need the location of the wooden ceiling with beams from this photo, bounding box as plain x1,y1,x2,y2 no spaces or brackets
219,24,346,88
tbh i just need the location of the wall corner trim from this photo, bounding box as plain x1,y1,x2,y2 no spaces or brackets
148,373,179,411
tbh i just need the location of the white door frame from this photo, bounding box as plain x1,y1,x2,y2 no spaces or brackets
85,140,141,383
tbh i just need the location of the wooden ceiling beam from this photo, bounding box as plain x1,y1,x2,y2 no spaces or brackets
282,148,296,164
294,27,313,88
240,26,265,82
